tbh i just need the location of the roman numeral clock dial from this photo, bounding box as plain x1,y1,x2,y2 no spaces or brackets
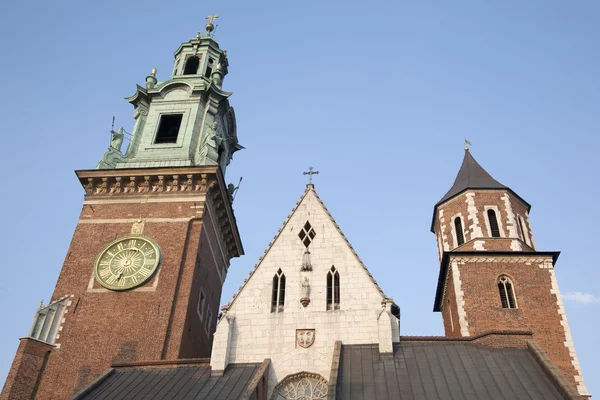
94,236,161,291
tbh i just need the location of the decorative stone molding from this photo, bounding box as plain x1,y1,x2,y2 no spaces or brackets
271,372,328,400
76,166,243,261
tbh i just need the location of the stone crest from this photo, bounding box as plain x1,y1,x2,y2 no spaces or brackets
296,329,315,348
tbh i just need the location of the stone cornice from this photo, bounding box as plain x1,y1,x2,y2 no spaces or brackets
75,166,243,259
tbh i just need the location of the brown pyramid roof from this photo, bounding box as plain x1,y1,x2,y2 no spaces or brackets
438,149,507,204
431,150,530,232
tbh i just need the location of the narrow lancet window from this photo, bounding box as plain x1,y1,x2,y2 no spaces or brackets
498,276,517,309
487,209,500,237
271,268,286,312
327,266,340,310
454,217,465,246
183,56,200,75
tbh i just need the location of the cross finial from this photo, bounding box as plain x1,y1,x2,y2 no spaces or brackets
205,14,219,34
464,137,472,151
303,166,319,184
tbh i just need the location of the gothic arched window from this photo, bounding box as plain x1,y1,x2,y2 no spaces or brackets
271,268,286,313
487,209,500,237
272,373,328,400
498,276,517,309
454,217,465,246
326,266,340,310
183,56,200,75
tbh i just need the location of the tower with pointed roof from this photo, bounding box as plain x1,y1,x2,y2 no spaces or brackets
1,24,243,400
432,148,589,397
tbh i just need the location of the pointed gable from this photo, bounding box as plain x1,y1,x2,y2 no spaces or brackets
222,184,386,309
211,185,399,393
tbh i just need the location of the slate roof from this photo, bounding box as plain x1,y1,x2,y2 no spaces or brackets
431,150,530,232
335,342,566,400
437,149,507,206
74,362,264,400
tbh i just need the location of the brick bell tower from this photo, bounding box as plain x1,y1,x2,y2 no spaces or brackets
1,22,243,400
431,146,589,397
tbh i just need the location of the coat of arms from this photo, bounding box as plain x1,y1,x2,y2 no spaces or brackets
296,329,315,348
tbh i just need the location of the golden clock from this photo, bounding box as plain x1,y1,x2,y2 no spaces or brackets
94,236,161,291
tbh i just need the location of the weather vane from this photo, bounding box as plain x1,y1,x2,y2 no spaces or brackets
464,137,472,151
303,166,319,184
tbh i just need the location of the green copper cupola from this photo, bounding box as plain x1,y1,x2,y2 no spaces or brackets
97,20,242,175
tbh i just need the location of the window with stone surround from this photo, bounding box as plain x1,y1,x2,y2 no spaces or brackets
498,276,517,309
326,266,340,310
454,217,465,246
271,268,286,313
205,57,215,78
487,209,501,237
154,114,183,144
298,221,316,248
272,372,328,400
30,297,69,344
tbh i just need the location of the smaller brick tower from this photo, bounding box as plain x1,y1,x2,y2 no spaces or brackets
1,23,243,400
431,147,589,397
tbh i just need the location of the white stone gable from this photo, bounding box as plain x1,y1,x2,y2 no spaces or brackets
211,185,399,396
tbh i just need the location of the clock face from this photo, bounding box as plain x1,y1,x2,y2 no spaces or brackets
94,236,161,291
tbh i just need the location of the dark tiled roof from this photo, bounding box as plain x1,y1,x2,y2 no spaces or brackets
431,150,530,232
75,363,263,400
335,342,565,400
438,150,507,205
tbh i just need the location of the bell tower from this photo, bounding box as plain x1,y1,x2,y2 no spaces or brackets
431,147,589,397
1,23,243,400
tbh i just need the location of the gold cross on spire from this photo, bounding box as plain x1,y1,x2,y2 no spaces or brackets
303,166,319,184
206,14,219,23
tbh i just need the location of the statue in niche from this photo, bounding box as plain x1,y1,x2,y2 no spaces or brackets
110,127,124,153
300,277,310,307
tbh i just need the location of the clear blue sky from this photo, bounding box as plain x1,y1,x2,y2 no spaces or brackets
1,0,598,394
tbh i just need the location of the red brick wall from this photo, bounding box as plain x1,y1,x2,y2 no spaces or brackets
434,190,532,252
0,339,52,400
19,195,223,399
441,269,461,337
454,256,581,390
178,211,224,359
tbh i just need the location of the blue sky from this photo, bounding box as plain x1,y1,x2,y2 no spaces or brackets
1,0,598,395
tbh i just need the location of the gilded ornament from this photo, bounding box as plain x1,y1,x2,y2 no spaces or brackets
94,236,161,291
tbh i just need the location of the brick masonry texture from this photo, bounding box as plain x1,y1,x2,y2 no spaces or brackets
433,189,589,396
2,183,234,399
447,255,587,395
0,339,52,399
